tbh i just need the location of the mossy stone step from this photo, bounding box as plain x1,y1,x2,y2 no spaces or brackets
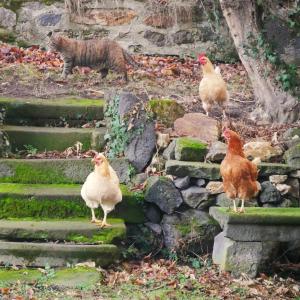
0,183,144,223
0,267,101,289
0,97,105,126
3,125,106,152
0,158,130,184
0,219,125,244
166,160,296,179
0,241,119,267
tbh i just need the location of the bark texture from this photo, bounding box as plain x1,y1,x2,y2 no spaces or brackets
219,0,299,123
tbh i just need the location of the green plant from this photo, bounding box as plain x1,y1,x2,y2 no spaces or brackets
23,144,38,155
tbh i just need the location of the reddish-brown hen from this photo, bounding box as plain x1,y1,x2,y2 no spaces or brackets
220,129,260,212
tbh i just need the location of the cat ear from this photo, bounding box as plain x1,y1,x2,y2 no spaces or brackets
47,31,53,37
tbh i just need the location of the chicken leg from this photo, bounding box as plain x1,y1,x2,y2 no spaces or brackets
91,208,102,224
99,209,112,228
238,199,245,213
232,199,237,213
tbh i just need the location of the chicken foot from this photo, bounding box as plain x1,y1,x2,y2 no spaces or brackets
91,208,102,224
98,210,112,228
232,199,237,213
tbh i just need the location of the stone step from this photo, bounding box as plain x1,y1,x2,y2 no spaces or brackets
0,96,105,126
0,241,119,267
3,125,106,152
0,158,131,184
0,219,125,244
166,160,296,179
0,267,102,289
0,183,144,223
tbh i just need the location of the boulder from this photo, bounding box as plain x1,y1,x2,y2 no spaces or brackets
206,141,227,163
145,222,162,235
161,209,220,253
145,176,183,214
0,131,10,158
144,30,167,47
269,175,288,184
162,139,176,160
145,204,163,224
193,178,206,187
114,92,156,172
206,181,224,194
110,158,132,184
275,184,291,195
285,178,300,199
173,176,190,189
181,186,210,208
243,141,283,162
0,8,16,29
258,181,282,206
174,113,220,144
284,143,300,169
174,137,207,161
148,99,185,128
216,193,238,208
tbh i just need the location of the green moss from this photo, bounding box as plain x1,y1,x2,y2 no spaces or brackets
0,268,41,284
0,28,16,43
68,222,126,244
175,137,208,162
148,99,185,127
216,207,300,225
0,183,144,223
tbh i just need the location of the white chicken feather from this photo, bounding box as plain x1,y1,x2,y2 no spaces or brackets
81,153,122,228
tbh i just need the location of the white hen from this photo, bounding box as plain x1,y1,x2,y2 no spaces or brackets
81,153,122,228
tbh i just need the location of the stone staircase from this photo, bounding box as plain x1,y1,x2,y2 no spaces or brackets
0,96,142,267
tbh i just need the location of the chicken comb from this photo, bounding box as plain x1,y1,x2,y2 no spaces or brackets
198,52,206,59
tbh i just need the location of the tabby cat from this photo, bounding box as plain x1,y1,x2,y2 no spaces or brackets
47,32,138,81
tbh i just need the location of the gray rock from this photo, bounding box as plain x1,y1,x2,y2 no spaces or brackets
132,173,148,185
0,8,16,28
193,178,206,187
0,131,10,158
244,141,283,162
145,204,162,224
212,232,279,278
206,181,224,194
181,186,209,208
116,93,156,172
284,143,300,169
172,30,194,44
174,176,190,189
258,181,282,205
145,176,183,214
166,160,221,180
269,175,288,184
39,13,62,26
162,139,176,160
110,158,132,184
145,222,162,235
286,240,300,263
279,198,293,207
206,141,227,163
258,163,295,177
144,30,167,47
285,178,300,199
161,209,220,253
216,193,238,208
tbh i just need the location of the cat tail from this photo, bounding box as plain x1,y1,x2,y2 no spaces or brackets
123,50,140,68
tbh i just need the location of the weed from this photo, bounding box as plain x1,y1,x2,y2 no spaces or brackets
23,144,38,155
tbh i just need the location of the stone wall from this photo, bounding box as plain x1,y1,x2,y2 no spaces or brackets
0,0,238,61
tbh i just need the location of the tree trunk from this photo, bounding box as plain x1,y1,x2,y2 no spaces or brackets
219,0,299,123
